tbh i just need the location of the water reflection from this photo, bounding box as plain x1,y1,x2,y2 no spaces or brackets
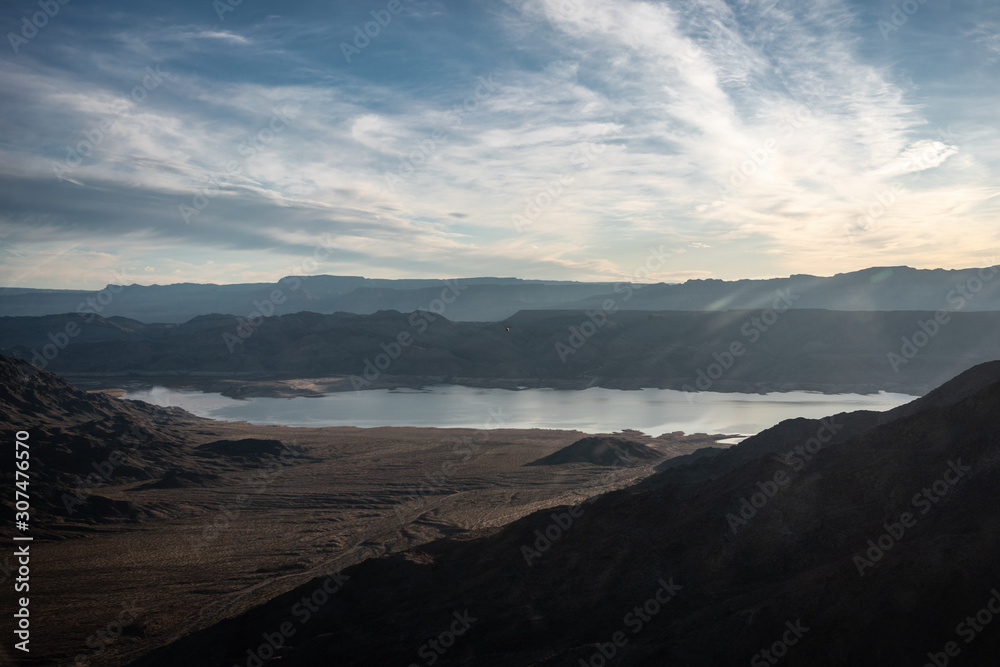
124,385,917,436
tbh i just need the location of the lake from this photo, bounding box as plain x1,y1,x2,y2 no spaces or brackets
123,385,917,436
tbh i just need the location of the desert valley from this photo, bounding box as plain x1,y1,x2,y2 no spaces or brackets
3,0,1000,664
3,267,1000,665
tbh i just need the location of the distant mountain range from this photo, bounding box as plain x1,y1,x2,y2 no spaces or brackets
3,265,999,322
3,308,999,395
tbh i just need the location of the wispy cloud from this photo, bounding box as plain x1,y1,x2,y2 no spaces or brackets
0,0,998,288
190,30,251,44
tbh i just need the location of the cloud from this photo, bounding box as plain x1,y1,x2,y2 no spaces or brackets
870,140,959,178
192,30,251,45
967,21,1000,59
0,0,998,288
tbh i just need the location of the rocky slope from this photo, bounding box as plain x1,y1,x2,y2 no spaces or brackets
127,361,1000,666
0,356,297,533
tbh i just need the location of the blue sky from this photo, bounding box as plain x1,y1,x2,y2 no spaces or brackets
1,0,998,289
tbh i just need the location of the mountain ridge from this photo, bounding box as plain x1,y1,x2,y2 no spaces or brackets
3,265,998,323
3,308,1000,396
123,361,1000,666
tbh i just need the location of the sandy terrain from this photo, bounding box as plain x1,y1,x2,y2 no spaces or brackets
22,420,729,666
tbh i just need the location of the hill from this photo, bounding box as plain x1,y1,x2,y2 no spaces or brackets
126,361,1000,666
0,356,295,532
527,435,663,466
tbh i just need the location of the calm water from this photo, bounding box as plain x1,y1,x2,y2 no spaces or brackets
124,385,916,436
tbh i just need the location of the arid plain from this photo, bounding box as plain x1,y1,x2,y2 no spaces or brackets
14,395,725,666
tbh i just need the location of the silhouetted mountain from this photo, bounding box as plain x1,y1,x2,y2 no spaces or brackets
127,362,1000,666
195,438,288,461
0,275,613,323
3,308,1000,394
527,436,662,466
653,359,1000,482
0,356,293,532
567,265,1000,314
3,265,998,322
0,351,155,426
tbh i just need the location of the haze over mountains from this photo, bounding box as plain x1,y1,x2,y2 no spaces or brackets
5,256,1000,666
4,265,1000,666
3,307,999,396
2,265,999,323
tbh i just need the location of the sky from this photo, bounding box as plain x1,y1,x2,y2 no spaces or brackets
0,0,998,289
